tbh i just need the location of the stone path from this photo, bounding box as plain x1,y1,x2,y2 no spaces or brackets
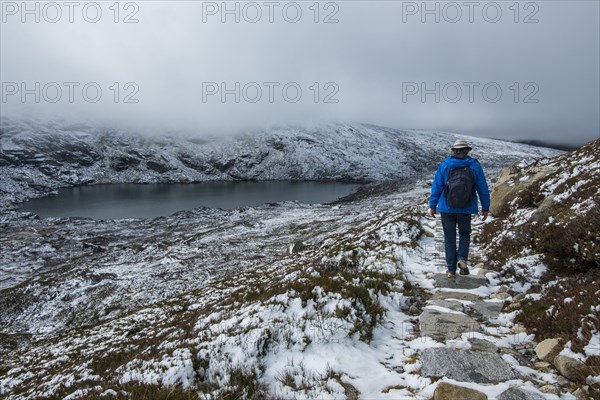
415,218,548,400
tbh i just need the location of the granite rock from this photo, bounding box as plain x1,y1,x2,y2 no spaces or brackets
421,348,519,383
420,309,481,341
469,301,503,320
428,299,465,312
468,338,499,353
534,338,562,362
497,387,545,400
434,382,487,400
554,355,591,383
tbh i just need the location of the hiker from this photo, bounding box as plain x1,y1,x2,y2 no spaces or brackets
428,140,490,279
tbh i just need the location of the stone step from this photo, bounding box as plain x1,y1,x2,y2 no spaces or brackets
432,273,488,289
427,299,465,312
421,347,519,383
419,309,481,341
431,291,483,302
468,300,503,320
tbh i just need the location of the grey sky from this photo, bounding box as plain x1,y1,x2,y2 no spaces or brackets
1,0,599,144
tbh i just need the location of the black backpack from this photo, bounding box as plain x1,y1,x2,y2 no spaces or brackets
444,165,476,208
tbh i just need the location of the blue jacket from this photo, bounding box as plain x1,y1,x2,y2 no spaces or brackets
429,156,490,214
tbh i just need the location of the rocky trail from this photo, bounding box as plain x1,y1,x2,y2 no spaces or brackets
407,217,593,399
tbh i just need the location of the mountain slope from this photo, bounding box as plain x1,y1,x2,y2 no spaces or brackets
0,117,560,210
483,138,599,274
479,139,600,397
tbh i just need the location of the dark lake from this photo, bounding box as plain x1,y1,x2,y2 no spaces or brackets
19,181,361,219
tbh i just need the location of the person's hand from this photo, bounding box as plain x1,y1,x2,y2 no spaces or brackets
429,208,437,218
481,211,490,220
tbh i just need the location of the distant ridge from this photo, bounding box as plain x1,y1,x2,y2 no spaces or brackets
0,117,562,209
508,139,579,151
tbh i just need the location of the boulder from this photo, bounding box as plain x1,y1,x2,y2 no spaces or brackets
553,355,591,383
534,338,562,362
433,382,487,400
489,164,557,216
497,387,545,400
421,348,519,383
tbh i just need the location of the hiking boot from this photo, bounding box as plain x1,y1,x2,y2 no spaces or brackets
446,271,456,279
458,260,470,275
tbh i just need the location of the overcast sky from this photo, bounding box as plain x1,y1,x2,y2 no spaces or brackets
1,1,599,144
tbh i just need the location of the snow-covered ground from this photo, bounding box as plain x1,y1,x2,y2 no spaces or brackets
3,118,584,398
3,180,595,398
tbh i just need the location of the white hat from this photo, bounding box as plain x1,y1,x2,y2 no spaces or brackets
451,140,472,150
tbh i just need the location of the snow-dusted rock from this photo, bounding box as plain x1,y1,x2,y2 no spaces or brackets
489,164,558,216
421,348,519,383
420,309,481,341
428,299,464,312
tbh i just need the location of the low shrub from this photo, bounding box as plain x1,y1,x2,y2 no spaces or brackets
515,269,600,354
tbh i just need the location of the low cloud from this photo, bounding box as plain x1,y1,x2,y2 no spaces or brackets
1,1,598,144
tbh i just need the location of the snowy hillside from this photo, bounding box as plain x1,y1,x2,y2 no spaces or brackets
0,117,559,210
478,139,600,399
2,168,599,398
3,118,586,399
